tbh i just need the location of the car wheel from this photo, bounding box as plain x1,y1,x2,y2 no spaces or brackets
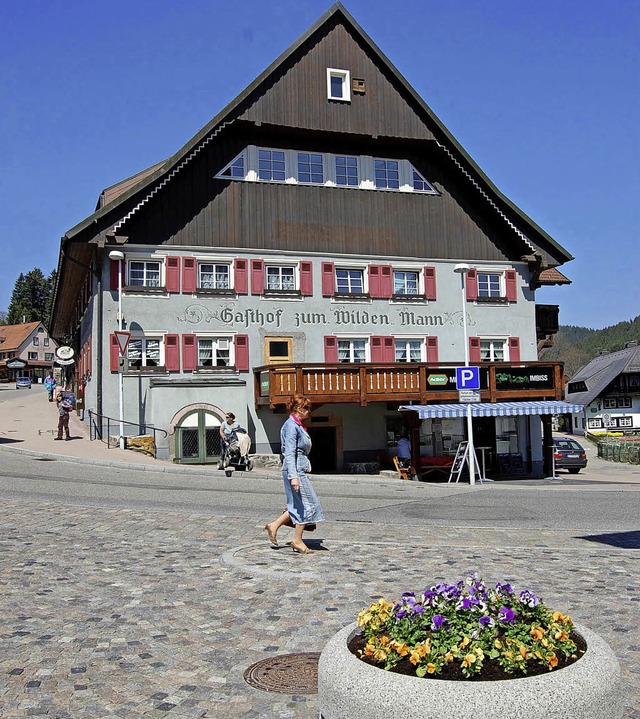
568,468,580,474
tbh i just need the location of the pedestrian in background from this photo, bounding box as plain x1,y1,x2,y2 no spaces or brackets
55,395,73,441
264,394,324,554
44,372,57,402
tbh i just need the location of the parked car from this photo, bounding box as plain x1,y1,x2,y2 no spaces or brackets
552,437,587,473
15,376,32,389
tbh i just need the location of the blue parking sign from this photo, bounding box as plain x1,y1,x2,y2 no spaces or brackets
456,366,480,390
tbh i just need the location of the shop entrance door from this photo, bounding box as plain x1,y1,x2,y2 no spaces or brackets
308,426,337,472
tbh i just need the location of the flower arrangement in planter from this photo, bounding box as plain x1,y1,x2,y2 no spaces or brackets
318,573,622,719
353,573,582,680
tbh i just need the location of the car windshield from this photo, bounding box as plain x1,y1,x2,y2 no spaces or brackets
554,440,582,451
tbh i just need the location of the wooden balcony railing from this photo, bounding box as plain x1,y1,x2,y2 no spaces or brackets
254,361,565,409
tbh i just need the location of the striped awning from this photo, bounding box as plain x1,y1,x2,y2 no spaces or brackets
399,401,584,419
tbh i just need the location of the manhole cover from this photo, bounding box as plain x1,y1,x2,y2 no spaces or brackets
243,652,320,694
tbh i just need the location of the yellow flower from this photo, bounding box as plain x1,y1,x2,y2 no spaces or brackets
460,636,471,649
530,626,544,641
519,644,530,660
552,611,565,623
426,663,437,674
390,641,409,657
548,652,559,669
363,643,376,657
555,629,569,642
494,639,503,650
462,653,476,668
444,652,455,663
374,649,388,662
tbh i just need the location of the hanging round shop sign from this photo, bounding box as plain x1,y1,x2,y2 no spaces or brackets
55,358,75,366
56,346,75,360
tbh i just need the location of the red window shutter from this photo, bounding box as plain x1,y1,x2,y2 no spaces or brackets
466,268,478,301
424,266,437,300
369,265,381,298
182,257,197,293
324,335,338,362
426,336,439,362
321,262,335,297
235,334,249,371
505,270,517,302
380,265,393,298
234,258,248,295
508,337,521,362
109,333,120,372
165,334,180,371
469,337,481,363
166,256,180,293
371,336,394,362
110,258,123,291
251,259,264,295
300,261,313,296
182,334,197,372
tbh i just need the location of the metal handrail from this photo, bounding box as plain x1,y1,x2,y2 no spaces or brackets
87,409,168,458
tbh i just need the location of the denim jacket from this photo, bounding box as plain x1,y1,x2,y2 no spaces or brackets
281,416,311,478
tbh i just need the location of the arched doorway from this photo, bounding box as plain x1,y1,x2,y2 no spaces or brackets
175,408,223,464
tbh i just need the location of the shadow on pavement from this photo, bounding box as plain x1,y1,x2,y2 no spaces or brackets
576,530,640,549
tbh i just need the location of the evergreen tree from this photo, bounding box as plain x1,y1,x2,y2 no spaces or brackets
6,269,54,325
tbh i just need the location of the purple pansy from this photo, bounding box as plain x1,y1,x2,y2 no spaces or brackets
431,614,447,631
519,590,539,608
498,606,516,624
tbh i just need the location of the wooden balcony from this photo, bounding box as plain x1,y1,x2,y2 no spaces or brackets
254,361,565,409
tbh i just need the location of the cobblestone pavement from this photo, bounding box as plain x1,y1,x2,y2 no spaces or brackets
1,499,638,718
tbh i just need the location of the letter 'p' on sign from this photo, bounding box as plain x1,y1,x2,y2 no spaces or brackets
456,366,480,390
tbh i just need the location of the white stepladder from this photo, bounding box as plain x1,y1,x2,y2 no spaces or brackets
448,440,484,484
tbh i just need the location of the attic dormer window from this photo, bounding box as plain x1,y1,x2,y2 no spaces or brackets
327,68,350,102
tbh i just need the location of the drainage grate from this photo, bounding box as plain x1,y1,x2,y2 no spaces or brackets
243,652,320,694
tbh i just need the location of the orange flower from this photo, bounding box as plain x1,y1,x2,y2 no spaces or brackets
548,653,559,669
530,626,544,641
426,663,437,674
462,653,476,668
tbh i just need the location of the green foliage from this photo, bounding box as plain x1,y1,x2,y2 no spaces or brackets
6,268,56,327
540,315,640,377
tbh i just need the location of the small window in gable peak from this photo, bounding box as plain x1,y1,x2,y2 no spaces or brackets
327,68,351,102
411,167,438,194
216,152,246,179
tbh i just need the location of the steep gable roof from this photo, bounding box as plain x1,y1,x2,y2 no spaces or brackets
566,344,640,405
61,3,572,267
0,322,42,351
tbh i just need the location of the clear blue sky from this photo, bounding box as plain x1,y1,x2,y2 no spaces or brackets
1,0,638,329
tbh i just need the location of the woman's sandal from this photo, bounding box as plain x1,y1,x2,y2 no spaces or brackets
264,523,279,547
291,542,313,554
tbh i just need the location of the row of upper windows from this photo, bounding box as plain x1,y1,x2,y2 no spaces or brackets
28,352,55,361
216,146,438,194
32,337,50,346
110,256,518,302
109,332,521,373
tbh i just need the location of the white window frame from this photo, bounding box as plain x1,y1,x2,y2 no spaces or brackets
477,269,505,299
327,68,351,102
337,337,368,363
198,261,231,290
392,268,421,296
335,266,366,295
127,336,164,368
215,146,437,194
618,417,633,427
394,338,424,363
479,337,508,363
127,258,163,288
603,398,617,409
265,264,297,291
197,335,233,368
296,152,324,185
618,397,632,408
33,337,39,346
28,351,38,360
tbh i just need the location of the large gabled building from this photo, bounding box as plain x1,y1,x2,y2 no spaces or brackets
0,321,58,383
50,3,577,475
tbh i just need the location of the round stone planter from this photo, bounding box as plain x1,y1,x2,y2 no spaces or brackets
318,622,622,719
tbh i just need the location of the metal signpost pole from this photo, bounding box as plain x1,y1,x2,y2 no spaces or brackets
454,264,476,485
109,250,126,450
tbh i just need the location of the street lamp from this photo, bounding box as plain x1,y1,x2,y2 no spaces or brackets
453,263,476,485
108,250,125,450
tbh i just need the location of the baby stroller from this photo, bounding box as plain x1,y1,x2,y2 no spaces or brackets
219,430,253,471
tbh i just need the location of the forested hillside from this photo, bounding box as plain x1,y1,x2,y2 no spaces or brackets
539,315,640,377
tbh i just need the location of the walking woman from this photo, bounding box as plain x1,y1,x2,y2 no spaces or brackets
264,394,324,554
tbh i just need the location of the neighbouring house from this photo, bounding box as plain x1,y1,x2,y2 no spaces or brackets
49,3,579,476
566,342,640,436
0,321,58,383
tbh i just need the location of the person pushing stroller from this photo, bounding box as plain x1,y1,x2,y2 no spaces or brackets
219,412,253,471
